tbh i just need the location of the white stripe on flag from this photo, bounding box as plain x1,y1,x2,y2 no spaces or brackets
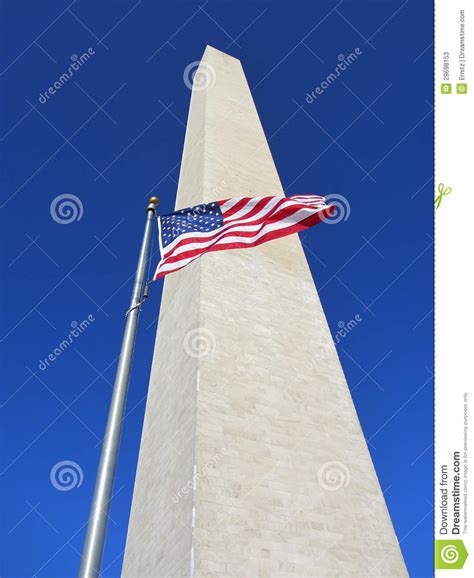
218,197,241,212
157,205,326,273
162,196,290,256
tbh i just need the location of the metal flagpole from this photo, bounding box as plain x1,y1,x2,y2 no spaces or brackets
78,196,159,578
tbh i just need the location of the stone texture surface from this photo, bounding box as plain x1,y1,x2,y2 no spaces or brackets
122,46,408,578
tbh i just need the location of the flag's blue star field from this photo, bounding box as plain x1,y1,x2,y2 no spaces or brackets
159,201,224,248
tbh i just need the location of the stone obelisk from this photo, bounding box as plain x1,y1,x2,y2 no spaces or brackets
122,46,407,577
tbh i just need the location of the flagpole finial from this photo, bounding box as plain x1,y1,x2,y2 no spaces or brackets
147,196,159,213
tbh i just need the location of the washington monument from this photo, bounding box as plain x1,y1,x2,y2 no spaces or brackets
122,46,407,577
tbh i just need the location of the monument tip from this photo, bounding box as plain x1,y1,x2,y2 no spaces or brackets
202,44,240,63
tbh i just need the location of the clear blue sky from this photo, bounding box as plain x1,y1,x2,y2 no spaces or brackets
1,1,433,576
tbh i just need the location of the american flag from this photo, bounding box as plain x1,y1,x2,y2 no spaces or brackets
154,195,334,279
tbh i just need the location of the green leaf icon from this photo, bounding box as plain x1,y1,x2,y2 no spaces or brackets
435,540,468,569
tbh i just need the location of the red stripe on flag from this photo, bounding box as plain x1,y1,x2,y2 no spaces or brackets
161,198,325,257
155,204,334,278
219,197,252,219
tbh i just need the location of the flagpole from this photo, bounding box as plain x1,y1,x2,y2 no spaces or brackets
78,196,159,578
